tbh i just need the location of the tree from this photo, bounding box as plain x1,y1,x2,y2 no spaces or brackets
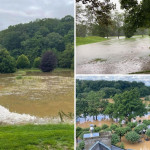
0,49,16,73
125,131,140,143
33,57,41,68
40,51,57,72
111,134,120,145
17,54,30,69
134,124,147,134
115,127,126,141
112,89,147,122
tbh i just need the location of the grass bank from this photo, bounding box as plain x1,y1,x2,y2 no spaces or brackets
76,36,108,46
0,124,74,150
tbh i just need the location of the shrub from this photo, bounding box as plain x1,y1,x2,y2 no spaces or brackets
17,54,30,69
146,129,150,138
33,57,41,68
78,141,85,150
101,124,109,130
110,124,118,131
116,142,125,149
124,126,132,133
134,124,147,134
125,131,140,143
127,122,137,129
0,49,16,73
94,127,101,132
76,127,82,138
111,134,120,145
40,51,57,72
143,120,150,126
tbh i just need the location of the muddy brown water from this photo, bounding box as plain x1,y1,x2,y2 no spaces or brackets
0,70,74,118
76,36,150,74
77,113,150,150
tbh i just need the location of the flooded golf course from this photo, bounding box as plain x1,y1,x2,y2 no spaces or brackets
0,70,74,124
76,36,150,74
77,113,150,150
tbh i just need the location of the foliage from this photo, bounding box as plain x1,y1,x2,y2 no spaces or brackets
110,124,118,131
116,142,125,149
0,16,74,69
115,127,126,141
134,124,147,134
124,126,132,133
0,49,16,73
78,141,85,150
125,131,140,143
40,51,57,72
143,120,150,126
146,129,150,138
33,57,41,68
101,124,109,130
127,122,137,129
16,54,30,69
94,127,101,132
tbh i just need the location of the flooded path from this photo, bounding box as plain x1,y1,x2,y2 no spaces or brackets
76,36,150,74
0,70,74,124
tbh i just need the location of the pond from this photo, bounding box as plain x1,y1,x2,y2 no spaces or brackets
76,36,150,74
0,70,74,124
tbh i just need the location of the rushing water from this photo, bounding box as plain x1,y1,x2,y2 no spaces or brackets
0,70,74,124
76,36,150,74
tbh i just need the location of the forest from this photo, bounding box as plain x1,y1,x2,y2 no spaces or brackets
0,15,74,73
76,79,150,121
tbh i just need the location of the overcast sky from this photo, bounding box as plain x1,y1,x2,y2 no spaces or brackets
0,0,74,31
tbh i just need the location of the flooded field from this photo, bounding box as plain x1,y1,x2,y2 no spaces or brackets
0,70,74,124
77,113,150,150
76,36,150,74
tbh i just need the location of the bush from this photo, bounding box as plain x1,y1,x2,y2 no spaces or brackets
143,120,150,126
124,126,132,133
94,127,101,132
40,51,57,72
125,131,140,143
0,49,16,73
78,141,85,150
127,122,137,129
101,124,109,130
134,124,147,134
110,124,118,131
17,54,30,69
116,142,125,149
146,129,150,138
76,127,82,138
115,127,126,141
111,134,120,145
33,57,41,68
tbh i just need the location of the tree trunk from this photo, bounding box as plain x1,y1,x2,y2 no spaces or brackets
96,115,97,120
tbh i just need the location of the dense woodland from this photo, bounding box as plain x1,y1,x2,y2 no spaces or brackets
76,79,150,122
0,15,74,73
76,0,150,38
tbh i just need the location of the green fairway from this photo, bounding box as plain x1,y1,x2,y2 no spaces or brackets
76,36,108,46
0,124,74,150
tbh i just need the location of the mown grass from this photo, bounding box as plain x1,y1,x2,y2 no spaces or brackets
76,36,108,46
0,124,74,150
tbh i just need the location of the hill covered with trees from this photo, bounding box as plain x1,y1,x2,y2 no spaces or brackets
0,15,74,73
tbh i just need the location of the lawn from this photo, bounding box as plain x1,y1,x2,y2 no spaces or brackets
0,124,74,150
76,36,108,46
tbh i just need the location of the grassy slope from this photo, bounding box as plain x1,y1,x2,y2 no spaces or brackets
0,124,74,150
76,36,108,46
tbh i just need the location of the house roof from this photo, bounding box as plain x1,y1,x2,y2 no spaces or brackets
89,142,125,150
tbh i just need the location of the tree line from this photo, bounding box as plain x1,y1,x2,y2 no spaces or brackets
0,15,74,73
76,80,150,122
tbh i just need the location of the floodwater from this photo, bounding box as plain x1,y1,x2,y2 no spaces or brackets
76,36,150,74
0,70,74,124
77,113,150,150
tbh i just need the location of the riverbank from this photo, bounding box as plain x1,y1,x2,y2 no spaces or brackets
76,36,108,46
0,124,74,150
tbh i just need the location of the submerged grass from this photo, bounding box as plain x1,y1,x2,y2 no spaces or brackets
0,124,74,150
76,36,108,46
89,58,107,63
